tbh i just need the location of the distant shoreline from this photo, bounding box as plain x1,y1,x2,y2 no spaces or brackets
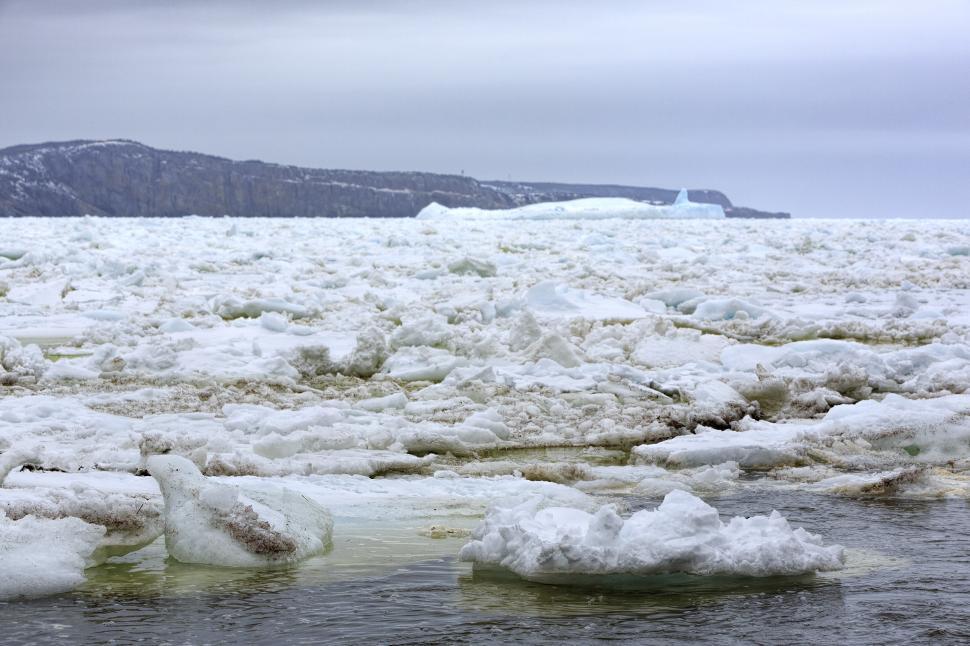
0,139,789,219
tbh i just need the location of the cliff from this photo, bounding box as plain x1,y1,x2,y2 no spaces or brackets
0,140,788,218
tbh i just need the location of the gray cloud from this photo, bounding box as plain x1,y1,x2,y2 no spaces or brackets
1,0,968,217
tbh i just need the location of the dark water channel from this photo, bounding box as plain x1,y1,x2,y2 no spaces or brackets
2,490,968,645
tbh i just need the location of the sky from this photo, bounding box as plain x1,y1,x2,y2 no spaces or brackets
0,0,968,218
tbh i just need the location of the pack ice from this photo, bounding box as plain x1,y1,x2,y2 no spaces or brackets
1,215,969,596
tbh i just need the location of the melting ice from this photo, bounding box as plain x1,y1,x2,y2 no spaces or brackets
1,215,969,596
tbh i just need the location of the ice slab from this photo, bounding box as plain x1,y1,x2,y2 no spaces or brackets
459,489,844,581
148,455,333,567
635,393,970,468
0,510,104,600
526,281,648,322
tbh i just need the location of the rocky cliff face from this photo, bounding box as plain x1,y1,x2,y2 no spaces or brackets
0,140,788,218
0,140,516,218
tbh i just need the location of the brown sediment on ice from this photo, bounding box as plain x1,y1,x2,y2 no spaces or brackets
223,503,298,556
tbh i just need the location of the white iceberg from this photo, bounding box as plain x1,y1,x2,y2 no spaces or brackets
459,489,844,582
416,190,725,221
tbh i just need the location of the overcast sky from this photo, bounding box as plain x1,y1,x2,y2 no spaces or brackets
1,0,968,217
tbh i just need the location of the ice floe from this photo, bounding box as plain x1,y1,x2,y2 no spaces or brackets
634,393,970,470
0,482,163,562
459,489,844,582
0,510,104,600
147,454,333,567
525,281,648,322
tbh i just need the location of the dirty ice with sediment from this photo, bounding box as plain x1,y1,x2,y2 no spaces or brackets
1,210,970,598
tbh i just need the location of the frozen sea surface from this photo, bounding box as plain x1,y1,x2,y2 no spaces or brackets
1,216,969,639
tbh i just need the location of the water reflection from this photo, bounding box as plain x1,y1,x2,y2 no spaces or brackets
85,557,302,600
456,564,836,617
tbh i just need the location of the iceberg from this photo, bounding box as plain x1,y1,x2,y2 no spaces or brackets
416,190,725,220
459,490,844,582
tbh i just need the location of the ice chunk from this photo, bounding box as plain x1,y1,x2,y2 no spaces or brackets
147,455,333,567
460,408,510,441
390,315,453,350
685,380,753,428
720,339,868,373
0,249,27,261
819,393,970,461
693,298,769,321
635,424,806,468
343,328,388,378
259,311,289,332
356,392,408,412
211,296,311,320
632,331,732,368
447,257,497,277
526,281,647,322
525,333,585,368
0,335,46,381
252,432,304,459
635,393,970,469
719,339,970,398
508,310,542,351
41,363,100,382
632,462,741,496
159,318,196,333
810,467,925,496
116,322,359,383
0,478,164,563
637,298,667,314
641,288,705,308
5,278,70,308
0,510,105,600
459,490,844,582
383,346,468,382
0,447,38,484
